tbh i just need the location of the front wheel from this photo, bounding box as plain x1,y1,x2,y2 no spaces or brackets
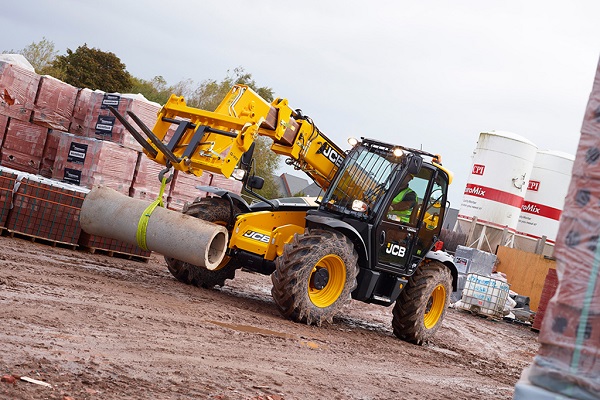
165,197,240,289
392,260,452,345
271,229,359,326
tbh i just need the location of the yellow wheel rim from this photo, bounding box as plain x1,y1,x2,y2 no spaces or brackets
308,254,346,308
424,284,447,329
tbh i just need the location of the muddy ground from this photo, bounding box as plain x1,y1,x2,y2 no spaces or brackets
0,234,539,400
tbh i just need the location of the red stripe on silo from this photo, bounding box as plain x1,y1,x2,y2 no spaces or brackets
520,200,562,221
463,183,524,208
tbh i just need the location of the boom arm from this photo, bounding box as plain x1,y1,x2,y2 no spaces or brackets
118,85,345,192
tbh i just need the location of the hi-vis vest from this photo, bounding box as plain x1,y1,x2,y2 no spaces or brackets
388,187,416,223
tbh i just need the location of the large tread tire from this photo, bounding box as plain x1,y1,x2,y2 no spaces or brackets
271,228,359,326
392,260,452,345
165,197,240,289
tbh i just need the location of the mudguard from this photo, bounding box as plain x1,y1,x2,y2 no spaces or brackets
425,250,459,290
196,185,252,213
305,214,368,262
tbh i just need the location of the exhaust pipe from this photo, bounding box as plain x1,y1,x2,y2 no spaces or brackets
80,186,228,270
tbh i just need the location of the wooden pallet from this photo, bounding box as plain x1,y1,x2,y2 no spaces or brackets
80,246,151,263
4,230,79,250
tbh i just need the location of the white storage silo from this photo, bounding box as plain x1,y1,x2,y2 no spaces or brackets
514,150,574,256
456,131,538,252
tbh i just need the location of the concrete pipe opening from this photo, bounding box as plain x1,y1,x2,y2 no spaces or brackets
205,230,228,270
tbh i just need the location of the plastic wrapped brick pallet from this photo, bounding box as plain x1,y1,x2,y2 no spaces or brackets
519,56,600,400
32,75,78,131
3,119,48,158
52,133,138,194
39,129,64,178
0,148,41,174
0,114,8,147
70,90,160,151
1,119,49,174
0,58,40,122
70,88,97,132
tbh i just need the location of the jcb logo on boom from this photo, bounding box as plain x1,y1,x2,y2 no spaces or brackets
243,230,271,243
319,143,343,168
385,243,406,257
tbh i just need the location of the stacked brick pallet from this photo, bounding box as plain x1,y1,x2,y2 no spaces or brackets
0,55,242,260
0,168,18,228
526,58,600,398
5,171,87,246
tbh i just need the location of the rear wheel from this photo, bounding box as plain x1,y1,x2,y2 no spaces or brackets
271,229,358,326
392,261,451,345
165,197,240,288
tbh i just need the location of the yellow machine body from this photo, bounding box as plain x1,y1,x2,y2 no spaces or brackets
146,85,343,190
230,211,307,261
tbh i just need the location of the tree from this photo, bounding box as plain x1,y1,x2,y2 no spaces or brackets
189,67,274,110
52,44,132,93
130,75,171,105
251,137,282,199
129,75,197,105
2,37,59,75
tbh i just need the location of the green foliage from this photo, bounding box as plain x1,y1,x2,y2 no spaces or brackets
2,37,59,75
52,44,132,93
129,75,172,105
188,67,275,110
251,136,282,200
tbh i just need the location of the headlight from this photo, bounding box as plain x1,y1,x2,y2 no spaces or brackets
392,147,404,157
231,168,246,181
347,137,359,147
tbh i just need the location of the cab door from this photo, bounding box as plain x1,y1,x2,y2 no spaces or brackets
374,167,434,274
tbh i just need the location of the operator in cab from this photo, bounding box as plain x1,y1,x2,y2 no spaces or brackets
387,175,417,224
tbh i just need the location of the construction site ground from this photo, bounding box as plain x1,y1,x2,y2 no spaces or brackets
0,234,539,400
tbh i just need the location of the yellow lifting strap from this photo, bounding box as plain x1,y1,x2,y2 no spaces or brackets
136,174,169,251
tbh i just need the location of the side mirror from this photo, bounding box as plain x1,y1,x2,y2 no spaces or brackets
247,176,264,190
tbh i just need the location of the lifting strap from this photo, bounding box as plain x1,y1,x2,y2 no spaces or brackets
136,174,169,251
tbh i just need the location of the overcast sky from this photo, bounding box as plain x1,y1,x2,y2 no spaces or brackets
2,1,599,206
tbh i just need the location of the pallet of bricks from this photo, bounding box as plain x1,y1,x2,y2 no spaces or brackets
0,54,242,260
518,57,600,399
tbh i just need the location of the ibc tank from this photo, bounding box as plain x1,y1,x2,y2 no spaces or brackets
456,131,538,251
514,150,574,255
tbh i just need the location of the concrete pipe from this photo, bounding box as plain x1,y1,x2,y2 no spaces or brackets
80,186,228,270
